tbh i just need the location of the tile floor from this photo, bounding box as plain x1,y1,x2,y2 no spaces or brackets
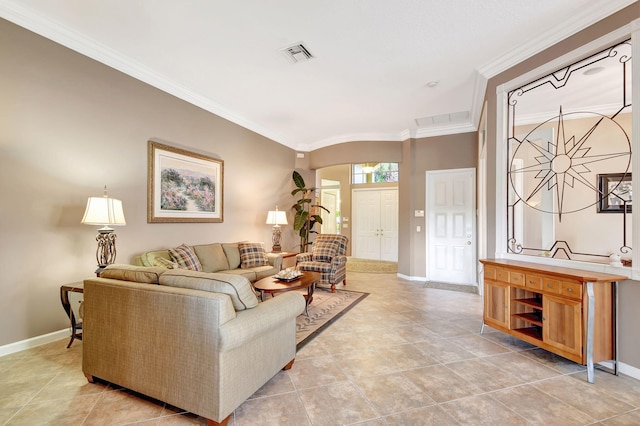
1,272,640,425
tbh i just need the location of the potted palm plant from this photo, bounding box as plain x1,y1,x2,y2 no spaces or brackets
291,171,329,252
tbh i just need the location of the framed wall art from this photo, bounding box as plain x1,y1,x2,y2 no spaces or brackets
148,140,223,223
597,173,632,213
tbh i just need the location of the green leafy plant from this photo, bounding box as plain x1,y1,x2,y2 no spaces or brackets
291,171,329,252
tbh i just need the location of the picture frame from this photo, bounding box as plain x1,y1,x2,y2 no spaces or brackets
597,173,632,213
148,140,223,223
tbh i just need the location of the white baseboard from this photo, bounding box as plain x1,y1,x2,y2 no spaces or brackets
613,361,640,381
0,329,69,357
397,273,426,281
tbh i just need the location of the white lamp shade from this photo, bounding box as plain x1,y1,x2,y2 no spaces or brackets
81,196,126,226
266,210,288,225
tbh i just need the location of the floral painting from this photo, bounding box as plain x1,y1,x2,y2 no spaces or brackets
148,140,223,222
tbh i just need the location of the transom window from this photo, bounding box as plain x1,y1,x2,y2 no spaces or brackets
352,163,399,184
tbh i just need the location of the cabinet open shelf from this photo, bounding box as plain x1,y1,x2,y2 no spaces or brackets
512,312,543,327
512,297,542,309
513,326,542,341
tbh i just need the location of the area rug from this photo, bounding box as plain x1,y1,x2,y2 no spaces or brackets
296,288,368,349
346,257,398,273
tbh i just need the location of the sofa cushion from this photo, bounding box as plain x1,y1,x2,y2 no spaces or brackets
168,244,203,271
99,264,166,284
239,242,269,268
312,239,339,262
221,243,241,269
194,243,230,273
154,256,178,269
159,269,259,310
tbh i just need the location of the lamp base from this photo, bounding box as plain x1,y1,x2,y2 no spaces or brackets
271,226,282,253
95,231,117,271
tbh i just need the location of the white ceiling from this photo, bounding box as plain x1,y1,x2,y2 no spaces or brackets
1,0,636,151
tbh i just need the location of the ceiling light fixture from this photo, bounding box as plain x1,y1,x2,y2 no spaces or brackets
583,66,605,76
425,81,439,88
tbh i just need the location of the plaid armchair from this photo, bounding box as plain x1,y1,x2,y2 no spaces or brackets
296,234,348,292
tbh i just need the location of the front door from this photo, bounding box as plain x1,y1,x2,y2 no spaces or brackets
426,168,476,285
353,188,398,261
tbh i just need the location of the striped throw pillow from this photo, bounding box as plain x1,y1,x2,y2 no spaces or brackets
238,242,269,268
168,244,203,271
154,256,178,269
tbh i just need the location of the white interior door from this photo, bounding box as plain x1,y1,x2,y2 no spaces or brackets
379,189,398,261
320,189,338,234
353,190,381,260
353,188,398,261
426,169,476,285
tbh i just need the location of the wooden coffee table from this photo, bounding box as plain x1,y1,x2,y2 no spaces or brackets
253,272,320,316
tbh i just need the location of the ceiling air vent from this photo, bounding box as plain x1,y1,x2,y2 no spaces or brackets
280,43,314,63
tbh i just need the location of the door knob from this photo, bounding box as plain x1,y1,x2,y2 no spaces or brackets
467,241,471,245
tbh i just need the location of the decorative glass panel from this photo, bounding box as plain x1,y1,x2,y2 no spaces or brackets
352,163,399,184
507,40,632,264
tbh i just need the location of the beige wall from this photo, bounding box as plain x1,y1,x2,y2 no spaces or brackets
483,3,640,370
313,134,476,277
0,18,298,346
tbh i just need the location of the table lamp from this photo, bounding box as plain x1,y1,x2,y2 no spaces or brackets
266,206,288,252
81,186,126,274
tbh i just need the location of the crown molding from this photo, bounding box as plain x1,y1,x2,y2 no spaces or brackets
1,0,634,152
477,0,636,79
0,0,295,149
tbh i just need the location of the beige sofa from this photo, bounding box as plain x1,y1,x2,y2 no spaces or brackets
82,265,305,426
136,242,282,282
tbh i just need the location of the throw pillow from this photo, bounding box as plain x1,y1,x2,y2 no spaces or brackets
238,242,269,269
222,243,242,269
194,243,230,272
312,239,339,262
168,244,203,271
154,256,178,269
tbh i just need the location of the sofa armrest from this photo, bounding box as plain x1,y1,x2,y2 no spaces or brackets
217,291,305,351
266,252,283,270
296,253,313,263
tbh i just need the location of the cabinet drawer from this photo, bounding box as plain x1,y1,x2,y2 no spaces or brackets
542,278,561,294
561,281,582,300
484,265,497,280
495,268,509,283
509,271,525,288
525,274,543,290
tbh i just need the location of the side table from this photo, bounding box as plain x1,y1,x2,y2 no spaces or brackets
279,252,299,270
60,282,84,348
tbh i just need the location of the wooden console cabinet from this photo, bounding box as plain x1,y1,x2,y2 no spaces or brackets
480,259,626,383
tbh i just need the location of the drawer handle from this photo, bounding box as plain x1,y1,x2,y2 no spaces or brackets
513,277,519,281
547,284,553,288
529,280,535,284
567,288,572,292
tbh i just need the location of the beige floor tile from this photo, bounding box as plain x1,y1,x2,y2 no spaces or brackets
234,391,310,426
534,375,636,421
491,384,597,425
384,405,460,425
483,352,562,382
402,365,483,403
447,334,512,357
5,393,101,425
299,381,378,425
414,339,477,363
353,372,436,415
83,389,165,425
602,409,640,425
332,349,400,379
2,272,639,425
441,394,529,425
518,347,587,374
248,370,296,399
287,355,349,389
445,357,525,392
